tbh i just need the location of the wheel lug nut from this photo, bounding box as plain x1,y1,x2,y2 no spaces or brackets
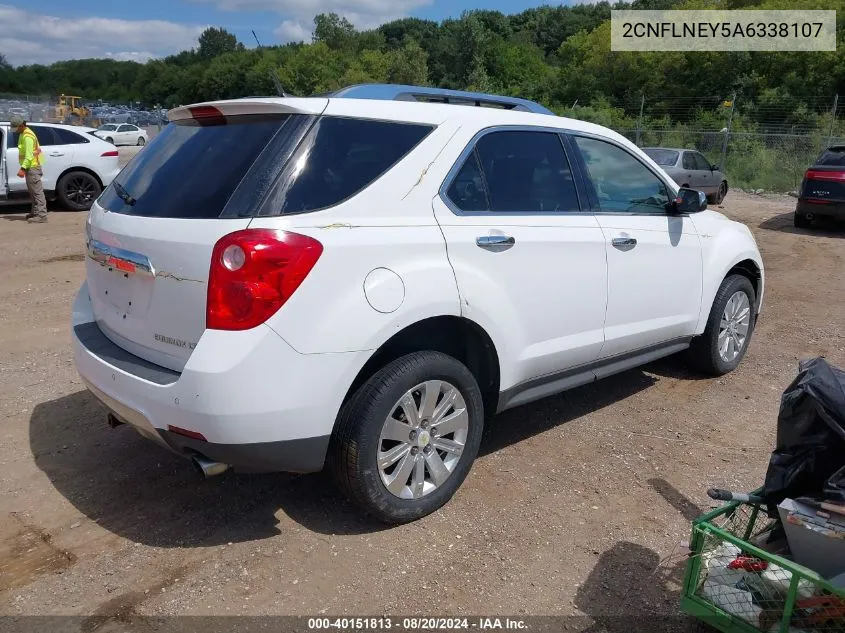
411,447,419,455
409,430,418,440
420,419,428,428
424,446,432,454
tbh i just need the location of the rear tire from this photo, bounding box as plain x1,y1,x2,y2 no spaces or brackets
329,351,484,524
794,212,810,229
105,136,114,145
137,137,146,146
688,275,756,376
57,171,101,211
715,181,728,205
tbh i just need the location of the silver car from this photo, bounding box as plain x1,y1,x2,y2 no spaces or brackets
643,147,728,204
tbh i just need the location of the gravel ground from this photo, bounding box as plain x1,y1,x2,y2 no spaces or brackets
0,190,843,631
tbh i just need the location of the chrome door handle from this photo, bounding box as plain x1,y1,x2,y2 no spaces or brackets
49,152,65,157
476,235,515,250
611,237,637,248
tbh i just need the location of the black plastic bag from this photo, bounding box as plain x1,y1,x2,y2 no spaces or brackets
762,357,845,505
826,464,845,502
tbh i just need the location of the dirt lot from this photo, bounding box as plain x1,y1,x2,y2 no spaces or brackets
0,190,843,630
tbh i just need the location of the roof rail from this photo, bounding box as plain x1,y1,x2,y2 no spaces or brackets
330,84,555,115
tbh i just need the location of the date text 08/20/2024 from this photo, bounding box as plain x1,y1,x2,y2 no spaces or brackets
307,618,528,630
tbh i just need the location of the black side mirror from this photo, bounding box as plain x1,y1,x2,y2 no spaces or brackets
711,164,719,171
674,187,707,214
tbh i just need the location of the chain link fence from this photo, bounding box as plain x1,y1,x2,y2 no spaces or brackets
606,94,844,193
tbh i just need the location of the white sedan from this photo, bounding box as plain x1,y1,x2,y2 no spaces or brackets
93,123,148,147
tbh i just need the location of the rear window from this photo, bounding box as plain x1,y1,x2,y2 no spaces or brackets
98,114,295,218
256,117,433,215
815,147,845,167
643,148,679,167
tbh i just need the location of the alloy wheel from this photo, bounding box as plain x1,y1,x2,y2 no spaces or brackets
718,291,751,362
377,380,469,500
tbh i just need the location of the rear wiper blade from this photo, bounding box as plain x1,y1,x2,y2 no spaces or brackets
114,181,136,206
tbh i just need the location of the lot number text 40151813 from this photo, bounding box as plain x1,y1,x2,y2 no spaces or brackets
306,617,528,630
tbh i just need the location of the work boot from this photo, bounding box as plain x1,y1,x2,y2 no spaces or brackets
27,216,47,224
25,212,35,219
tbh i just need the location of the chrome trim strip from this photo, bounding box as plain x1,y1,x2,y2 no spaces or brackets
87,238,155,277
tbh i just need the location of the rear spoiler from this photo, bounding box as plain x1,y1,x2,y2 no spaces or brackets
168,98,329,122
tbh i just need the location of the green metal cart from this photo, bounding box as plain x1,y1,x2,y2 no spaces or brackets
681,493,845,633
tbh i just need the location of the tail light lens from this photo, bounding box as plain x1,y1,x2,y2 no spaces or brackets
101,150,119,157
207,229,323,331
805,169,845,182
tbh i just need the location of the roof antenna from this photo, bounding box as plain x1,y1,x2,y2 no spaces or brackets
250,29,291,97
269,71,291,98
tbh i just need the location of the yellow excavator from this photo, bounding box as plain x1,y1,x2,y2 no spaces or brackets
54,94,91,125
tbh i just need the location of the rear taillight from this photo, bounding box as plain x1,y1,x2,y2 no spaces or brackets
206,229,323,331
101,150,119,157
805,169,845,182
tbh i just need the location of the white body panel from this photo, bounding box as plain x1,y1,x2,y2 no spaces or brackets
85,205,251,371
596,215,703,357
73,283,369,445
432,196,608,391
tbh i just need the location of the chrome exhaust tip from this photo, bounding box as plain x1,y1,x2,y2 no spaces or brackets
191,455,230,478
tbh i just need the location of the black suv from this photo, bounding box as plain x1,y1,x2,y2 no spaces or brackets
795,145,845,228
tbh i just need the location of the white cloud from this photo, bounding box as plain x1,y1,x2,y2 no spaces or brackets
274,19,311,43
189,0,432,43
0,5,205,66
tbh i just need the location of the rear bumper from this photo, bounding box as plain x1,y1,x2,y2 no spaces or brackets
72,282,369,473
796,199,845,221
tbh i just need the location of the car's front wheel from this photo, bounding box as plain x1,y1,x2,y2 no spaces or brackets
329,351,484,524
688,274,756,376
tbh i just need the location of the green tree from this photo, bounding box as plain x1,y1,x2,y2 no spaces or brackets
387,39,429,85
198,27,243,60
313,13,356,51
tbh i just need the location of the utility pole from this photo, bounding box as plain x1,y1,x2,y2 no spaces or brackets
719,93,736,171
635,93,645,146
825,94,839,151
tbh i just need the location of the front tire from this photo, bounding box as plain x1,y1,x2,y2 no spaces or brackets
715,181,728,205
57,171,101,211
105,136,114,145
688,275,756,376
329,351,484,524
794,212,810,229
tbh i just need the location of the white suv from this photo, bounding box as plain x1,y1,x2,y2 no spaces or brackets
2,121,120,210
72,85,764,523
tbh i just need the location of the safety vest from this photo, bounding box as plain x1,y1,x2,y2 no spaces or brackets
18,127,44,168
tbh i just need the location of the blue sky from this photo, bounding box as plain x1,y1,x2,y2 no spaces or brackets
1,1,595,66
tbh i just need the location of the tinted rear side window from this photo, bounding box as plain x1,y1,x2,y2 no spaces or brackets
29,126,60,146
257,117,433,215
55,128,89,144
98,114,292,218
474,130,580,212
816,147,845,166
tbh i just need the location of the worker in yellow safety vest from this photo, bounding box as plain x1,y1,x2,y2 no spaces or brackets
10,115,47,223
